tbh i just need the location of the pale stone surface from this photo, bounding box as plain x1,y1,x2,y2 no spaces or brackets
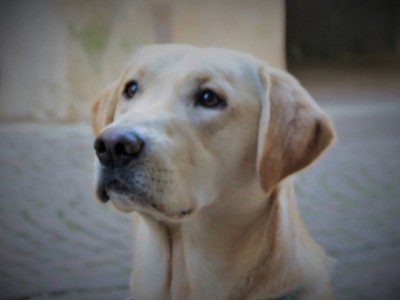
0,0,284,123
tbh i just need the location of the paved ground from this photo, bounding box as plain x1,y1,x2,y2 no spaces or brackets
0,66,399,299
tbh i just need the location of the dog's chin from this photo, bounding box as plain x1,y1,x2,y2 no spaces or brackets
99,187,194,223
138,205,195,223
108,192,136,213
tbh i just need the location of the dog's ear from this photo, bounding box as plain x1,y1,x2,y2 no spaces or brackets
257,66,335,194
91,82,119,136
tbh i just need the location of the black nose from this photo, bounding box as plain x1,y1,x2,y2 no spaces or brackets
94,128,144,166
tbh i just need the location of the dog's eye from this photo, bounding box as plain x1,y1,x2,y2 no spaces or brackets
123,81,138,99
195,89,226,109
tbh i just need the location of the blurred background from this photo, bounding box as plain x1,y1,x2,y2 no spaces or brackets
0,0,399,299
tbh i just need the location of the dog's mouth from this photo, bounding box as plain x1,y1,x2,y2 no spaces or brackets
96,179,128,203
96,179,194,220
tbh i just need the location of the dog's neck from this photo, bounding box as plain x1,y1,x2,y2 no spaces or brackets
174,189,283,300
131,178,330,300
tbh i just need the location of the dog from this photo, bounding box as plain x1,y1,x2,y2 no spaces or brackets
91,44,335,300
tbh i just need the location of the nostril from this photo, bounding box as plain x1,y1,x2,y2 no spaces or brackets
114,139,143,157
124,139,143,156
114,142,126,157
94,138,107,154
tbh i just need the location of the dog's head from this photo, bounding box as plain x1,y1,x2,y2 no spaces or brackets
91,44,334,222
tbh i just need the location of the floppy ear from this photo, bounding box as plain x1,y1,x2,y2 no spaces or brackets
257,66,335,194
91,82,119,136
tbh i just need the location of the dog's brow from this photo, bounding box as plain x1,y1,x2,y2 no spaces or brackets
136,67,146,78
195,75,212,85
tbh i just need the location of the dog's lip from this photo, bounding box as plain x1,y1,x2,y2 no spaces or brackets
165,208,194,219
148,202,194,219
97,180,194,219
96,179,130,203
97,187,110,203
176,209,193,217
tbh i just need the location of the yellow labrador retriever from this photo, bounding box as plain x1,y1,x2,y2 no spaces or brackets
91,44,335,300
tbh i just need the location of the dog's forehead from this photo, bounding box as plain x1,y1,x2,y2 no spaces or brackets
128,45,260,82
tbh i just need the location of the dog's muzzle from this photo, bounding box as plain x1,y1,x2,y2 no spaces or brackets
93,128,194,220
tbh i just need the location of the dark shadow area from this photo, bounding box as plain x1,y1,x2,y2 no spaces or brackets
286,0,399,64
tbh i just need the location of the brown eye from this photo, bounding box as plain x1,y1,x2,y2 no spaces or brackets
123,81,138,99
195,89,226,109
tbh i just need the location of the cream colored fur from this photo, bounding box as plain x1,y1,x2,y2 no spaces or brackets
91,44,335,300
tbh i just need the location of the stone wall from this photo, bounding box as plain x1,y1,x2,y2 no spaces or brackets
0,0,285,122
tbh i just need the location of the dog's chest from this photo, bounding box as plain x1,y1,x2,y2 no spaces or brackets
170,233,190,299
131,218,171,299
